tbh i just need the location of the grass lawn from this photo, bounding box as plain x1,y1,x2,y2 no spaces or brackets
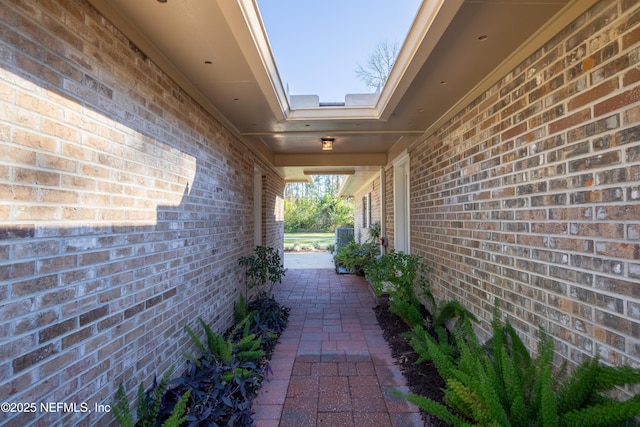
284,232,334,251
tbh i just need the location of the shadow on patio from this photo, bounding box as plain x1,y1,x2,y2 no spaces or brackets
252,264,422,427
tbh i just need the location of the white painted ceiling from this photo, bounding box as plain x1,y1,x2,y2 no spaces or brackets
87,0,594,193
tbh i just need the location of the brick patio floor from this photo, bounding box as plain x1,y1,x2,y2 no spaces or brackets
252,268,423,427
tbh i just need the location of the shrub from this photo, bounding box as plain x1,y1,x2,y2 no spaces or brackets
333,223,380,275
366,250,430,328
333,239,379,276
113,368,190,427
238,245,287,296
113,294,290,427
184,316,265,371
245,293,290,340
366,250,428,299
400,306,640,426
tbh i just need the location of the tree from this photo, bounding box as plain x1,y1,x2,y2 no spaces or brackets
283,176,354,232
355,40,399,91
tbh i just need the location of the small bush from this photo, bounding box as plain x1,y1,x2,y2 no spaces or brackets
114,293,290,427
238,246,287,296
400,305,640,426
333,223,380,275
333,240,379,275
366,250,430,328
113,368,190,427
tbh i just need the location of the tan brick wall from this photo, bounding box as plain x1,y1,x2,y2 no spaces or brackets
0,0,284,425
383,166,395,248
352,177,381,243
410,0,640,377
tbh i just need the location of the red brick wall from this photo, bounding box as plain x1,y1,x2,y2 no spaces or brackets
0,0,284,425
411,0,640,374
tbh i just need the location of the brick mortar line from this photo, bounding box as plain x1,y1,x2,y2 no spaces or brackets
431,237,636,276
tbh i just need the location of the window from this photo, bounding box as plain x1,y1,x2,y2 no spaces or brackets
393,151,410,253
362,192,372,229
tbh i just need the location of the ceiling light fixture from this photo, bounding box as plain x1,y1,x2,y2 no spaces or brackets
321,137,334,151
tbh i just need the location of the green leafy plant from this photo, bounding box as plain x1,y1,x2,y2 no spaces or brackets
245,293,290,342
173,294,289,426
366,250,428,300
167,356,261,426
234,294,250,324
115,294,290,427
400,306,640,426
429,299,478,332
333,222,380,275
333,239,379,276
184,315,265,374
406,298,479,365
238,246,287,296
113,368,191,427
366,250,430,328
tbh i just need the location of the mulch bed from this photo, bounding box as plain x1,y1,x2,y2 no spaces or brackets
373,305,450,427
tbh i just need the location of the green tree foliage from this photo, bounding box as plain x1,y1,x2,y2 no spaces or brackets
284,177,354,233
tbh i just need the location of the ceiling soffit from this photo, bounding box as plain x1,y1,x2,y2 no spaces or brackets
84,0,597,183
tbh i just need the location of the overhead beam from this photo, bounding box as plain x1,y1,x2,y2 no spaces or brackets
273,153,387,167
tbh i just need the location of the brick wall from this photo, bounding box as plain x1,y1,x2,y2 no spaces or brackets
384,166,395,249
352,177,381,243
0,0,284,425
264,173,285,247
410,0,640,377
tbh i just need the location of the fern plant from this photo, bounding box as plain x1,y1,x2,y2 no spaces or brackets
184,316,265,368
389,298,424,328
400,307,640,426
430,299,478,332
403,297,478,375
113,368,191,427
233,294,250,324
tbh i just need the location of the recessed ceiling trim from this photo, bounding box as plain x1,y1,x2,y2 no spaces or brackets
285,177,314,183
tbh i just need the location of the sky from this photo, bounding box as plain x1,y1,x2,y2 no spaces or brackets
256,0,422,103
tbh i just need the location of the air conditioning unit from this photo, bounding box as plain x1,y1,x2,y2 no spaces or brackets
334,228,354,252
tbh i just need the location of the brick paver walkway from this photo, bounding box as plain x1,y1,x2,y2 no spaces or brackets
252,268,423,427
